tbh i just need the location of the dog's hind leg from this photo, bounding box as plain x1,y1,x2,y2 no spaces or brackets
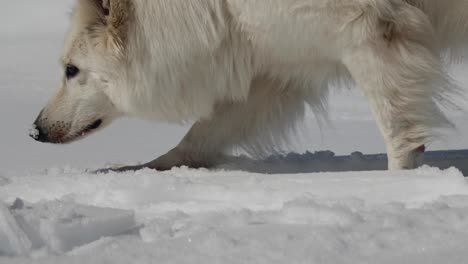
343,3,451,170
112,77,308,172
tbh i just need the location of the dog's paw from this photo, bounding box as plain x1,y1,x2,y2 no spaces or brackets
90,148,219,174
91,164,150,174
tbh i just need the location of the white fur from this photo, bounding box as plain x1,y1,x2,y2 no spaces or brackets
36,0,468,171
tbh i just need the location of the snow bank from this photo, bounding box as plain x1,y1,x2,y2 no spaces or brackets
1,166,468,263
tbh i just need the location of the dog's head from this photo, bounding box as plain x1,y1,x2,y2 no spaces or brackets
30,0,130,144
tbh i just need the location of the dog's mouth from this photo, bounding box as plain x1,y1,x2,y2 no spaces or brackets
58,119,103,144
32,117,106,144
79,119,103,137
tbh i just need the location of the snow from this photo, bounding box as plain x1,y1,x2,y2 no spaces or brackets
27,126,39,141
2,1,468,263
6,199,135,254
0,203,32,256
2,166,468,263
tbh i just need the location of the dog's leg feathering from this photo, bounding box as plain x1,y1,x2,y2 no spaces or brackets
343,3,452,170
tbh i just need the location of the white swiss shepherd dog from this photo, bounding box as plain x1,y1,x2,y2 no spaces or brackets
31,0,466,172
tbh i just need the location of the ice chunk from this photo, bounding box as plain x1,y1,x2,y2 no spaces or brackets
11,200,136,253
0,203,32,256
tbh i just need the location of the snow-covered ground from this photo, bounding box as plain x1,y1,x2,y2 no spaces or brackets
2,1,468,263
2,166,468,263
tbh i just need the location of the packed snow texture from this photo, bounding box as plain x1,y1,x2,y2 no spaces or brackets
2,1,468,263
1,199,135,256
2,166,468,263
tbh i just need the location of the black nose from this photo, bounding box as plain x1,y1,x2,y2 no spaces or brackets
30,122,49,143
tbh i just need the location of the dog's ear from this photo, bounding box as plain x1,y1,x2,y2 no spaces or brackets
100,0,129,34
104,0,130,54
84,0,131,56
89,0,110,17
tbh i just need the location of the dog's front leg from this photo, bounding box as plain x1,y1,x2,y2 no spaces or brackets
101,77,307,173
106,145,215,172
101,120,226,172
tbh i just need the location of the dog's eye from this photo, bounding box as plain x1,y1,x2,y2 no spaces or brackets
65,64,80,79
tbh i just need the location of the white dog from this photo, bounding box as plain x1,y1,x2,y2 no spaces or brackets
31,0,465,171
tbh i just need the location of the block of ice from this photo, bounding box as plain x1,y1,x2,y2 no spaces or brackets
11,200,136,253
